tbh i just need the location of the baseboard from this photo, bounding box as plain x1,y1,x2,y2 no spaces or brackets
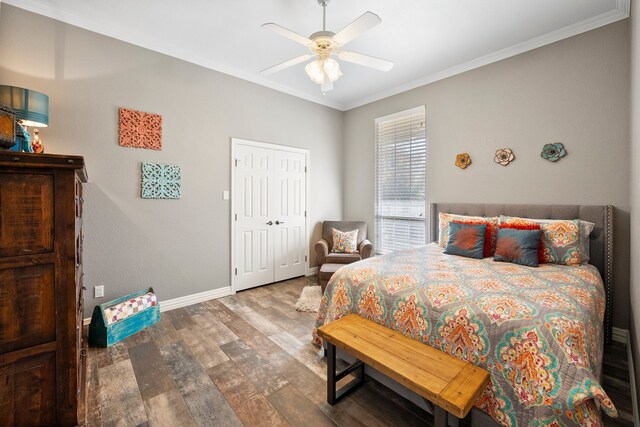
83,286,233,325
307,267,318,276
159,286,233,312
613,327,629,344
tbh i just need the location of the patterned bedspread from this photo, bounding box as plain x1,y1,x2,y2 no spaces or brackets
312,243,617,426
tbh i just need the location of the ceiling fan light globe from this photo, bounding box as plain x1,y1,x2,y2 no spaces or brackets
305,60,326,84
323,58,342,82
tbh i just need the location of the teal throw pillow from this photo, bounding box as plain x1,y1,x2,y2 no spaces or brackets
444,222,487,259
493,228,543,267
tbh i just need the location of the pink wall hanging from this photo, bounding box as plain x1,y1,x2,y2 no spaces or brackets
119,108,162,150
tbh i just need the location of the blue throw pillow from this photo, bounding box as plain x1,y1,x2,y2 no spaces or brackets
493,228,543,267
444,222,487,259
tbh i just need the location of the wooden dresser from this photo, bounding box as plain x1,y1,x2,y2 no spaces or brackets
0,152,88,426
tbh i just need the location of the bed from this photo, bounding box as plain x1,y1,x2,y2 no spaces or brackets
312,203,616,427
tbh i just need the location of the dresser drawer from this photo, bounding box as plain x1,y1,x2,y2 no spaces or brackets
0,173,54,257
0,351,57,426
0,264,56,354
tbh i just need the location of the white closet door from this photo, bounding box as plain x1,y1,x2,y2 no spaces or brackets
234,145,274,291
273,150,307,282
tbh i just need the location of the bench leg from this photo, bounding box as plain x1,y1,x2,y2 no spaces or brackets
327,342,337,404
433,406,447,427
423,398,449,427
326,342,365,405
459,411,472,427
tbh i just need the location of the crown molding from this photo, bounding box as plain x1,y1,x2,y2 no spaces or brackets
343,0,630,110
2,0,629,112
1,0,346,111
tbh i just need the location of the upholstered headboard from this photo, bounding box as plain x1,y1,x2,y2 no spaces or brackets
430,203,614,344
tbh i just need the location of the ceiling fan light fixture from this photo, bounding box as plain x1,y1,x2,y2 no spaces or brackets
323,58,342,81
305,60,326,84
305,58,342,85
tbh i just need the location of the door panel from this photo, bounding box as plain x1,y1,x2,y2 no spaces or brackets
273,150,306,282
234,145,274,291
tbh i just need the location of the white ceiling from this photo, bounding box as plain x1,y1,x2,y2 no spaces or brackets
3,0,629,111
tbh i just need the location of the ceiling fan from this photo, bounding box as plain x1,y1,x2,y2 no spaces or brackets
261,0,394,92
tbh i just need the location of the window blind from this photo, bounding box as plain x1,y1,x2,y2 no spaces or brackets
375,106,426,255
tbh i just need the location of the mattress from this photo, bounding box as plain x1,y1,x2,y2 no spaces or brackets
312,243,617,426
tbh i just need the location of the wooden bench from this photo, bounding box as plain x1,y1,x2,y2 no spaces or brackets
317,314,490,427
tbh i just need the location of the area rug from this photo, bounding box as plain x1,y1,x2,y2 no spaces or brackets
295,285,322,312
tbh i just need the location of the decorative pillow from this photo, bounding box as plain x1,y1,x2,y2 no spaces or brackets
451,220,495,258
331,228,358,253
514,218,594,265
444,222,487,259
499,222,544,261
494,228,543,267
577,221,595,264
439,213,499,257
499,216,582,266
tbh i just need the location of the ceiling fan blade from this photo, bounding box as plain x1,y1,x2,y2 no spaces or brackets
333,12,381,46
321,80,334,92
262,23,313,47
338,51,394,71
261,54,313,75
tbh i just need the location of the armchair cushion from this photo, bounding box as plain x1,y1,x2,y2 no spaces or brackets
326,252,362,264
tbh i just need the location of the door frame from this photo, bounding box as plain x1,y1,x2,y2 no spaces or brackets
230,138,310,294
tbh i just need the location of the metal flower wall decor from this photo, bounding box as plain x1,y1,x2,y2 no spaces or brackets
541,143,567,162
455,153,472,169
119,108,163,150
494,148,515,166
141,162,181,199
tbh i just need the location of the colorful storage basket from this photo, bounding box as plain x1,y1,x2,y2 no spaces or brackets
89,287,160,347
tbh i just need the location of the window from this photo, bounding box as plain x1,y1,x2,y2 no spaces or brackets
375,106,426,255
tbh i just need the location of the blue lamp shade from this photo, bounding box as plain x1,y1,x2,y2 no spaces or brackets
0,85,49,127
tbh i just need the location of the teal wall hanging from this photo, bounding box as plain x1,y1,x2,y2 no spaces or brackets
141,162,181,199
541,142,567,162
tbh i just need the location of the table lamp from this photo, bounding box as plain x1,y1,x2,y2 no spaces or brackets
0,85,48,152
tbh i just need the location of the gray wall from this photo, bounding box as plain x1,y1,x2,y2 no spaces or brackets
630,0,640,394
0,5,344,314
343,20,631,329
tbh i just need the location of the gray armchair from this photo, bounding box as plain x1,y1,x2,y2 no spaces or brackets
315,221,373,292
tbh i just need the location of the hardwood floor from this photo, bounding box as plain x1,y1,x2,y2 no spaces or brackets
85,276,634,427
603,342,635,427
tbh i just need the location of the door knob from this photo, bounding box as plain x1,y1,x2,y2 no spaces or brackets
266,221,273,225
276,220,285,225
